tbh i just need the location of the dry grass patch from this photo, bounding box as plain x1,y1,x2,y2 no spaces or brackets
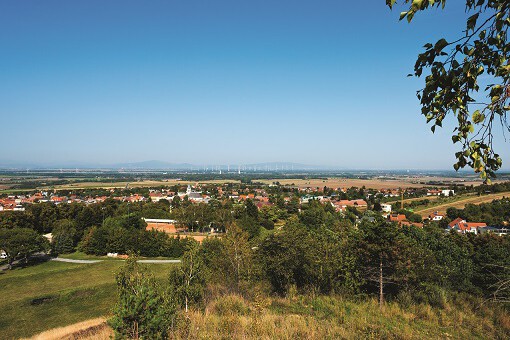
24,318,113,340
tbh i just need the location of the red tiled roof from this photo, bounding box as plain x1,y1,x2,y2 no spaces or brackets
449,217,465,228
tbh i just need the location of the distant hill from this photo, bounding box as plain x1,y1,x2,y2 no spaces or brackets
112,160,195,170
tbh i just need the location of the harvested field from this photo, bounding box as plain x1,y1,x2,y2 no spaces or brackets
257,177,492,190
417,192,510,217
38,179,240,190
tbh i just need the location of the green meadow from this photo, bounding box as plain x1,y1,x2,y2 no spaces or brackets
0,259,173,339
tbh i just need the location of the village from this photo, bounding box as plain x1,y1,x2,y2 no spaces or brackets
1,180,508,241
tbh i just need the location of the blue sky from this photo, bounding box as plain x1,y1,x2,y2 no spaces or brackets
1,0,507,169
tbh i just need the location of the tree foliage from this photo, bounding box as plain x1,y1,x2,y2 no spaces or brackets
109,256,177,339
388,0,510,179
169,241,208,312
0,228,48,269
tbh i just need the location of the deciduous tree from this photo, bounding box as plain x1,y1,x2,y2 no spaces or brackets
387,0,510,179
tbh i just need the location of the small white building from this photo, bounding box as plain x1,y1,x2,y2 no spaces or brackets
13,204,25,212
380,203,392,213
441,189,455,196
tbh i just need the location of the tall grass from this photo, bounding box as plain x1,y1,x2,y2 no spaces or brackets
169,294,509,339
31,292,510,339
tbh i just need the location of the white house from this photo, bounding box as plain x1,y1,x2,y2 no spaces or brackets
441,189,455,196
380,203,392,213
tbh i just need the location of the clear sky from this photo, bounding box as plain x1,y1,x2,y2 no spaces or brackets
1,0,508,169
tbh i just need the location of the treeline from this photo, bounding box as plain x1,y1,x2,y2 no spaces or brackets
0,199,190,261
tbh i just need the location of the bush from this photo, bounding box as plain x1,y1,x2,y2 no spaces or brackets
211,295,250,316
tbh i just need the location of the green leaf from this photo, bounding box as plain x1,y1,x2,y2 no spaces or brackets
467,13,479,31
472,110,485,124
434,38,448,52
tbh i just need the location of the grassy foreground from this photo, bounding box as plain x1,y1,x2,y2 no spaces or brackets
3,259,509,339
0,259,173,339
31,293,510,339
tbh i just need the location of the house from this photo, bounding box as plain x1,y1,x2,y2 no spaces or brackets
427,189,442,196
441,189,455,196
380,203,392,213
389,214,406,222
428,211,444,221
448,217,487,234
479,226,510,236
13,204,25,211
332,199,368,212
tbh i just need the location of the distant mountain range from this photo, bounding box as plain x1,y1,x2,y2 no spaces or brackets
0,160,319,171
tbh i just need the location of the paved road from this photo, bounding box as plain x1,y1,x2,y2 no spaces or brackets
51,258,102,264
1,255,180,270
51,257,181,264
137,259,181,263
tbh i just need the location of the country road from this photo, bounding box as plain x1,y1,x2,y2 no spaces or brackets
1,255,181,271
51,257,181,264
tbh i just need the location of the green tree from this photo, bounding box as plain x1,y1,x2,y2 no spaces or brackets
223,223,254,291
245,199,259,220
169,241,208,312
357,220,406,307
259,221,314,295
0,228,48,269
109,256,177,339
51,219,77,255
387,0,510,179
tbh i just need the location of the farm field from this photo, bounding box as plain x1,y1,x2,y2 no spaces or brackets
0,259,174,339
257,177,493,190
416,192,510,217
37,179,240,190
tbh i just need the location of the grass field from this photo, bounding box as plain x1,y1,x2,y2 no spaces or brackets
416,192,510,217
0,259,174,339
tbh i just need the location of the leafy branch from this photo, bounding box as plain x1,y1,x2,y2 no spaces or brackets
387,0,510,181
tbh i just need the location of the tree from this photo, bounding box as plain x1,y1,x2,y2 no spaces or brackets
169,241,208,312
245,199,259,220
387,0,510,179
109,255,177,339
223,223,254,291
259,221,314,295
0,228,48,269
357,220,404,307
51,219,77,255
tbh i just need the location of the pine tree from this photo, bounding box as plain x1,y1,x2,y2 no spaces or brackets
109,255,177,339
